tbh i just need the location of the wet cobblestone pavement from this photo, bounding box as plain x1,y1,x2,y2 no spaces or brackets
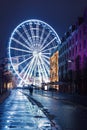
0,90,54,130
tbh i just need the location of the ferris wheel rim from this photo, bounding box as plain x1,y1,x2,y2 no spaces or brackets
8,19,61,85
9,19,61,44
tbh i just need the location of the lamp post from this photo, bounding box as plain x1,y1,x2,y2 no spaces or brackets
64,59,75,93
67,59,76,94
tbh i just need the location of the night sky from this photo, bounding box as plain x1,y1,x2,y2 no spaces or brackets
0,0,87,57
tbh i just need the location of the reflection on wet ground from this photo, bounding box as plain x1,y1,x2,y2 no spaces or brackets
0,90,52,130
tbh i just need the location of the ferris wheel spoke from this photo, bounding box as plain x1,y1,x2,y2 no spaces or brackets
41,58,50,75
26,58,34,80
10,47,31,54
42,56,50,68
41,62,48,77
36,22,39,43
20,56,35,82
31,60,38,77
16,30,31,48
19,61,30,76
39,27,45,45
19,64,30,85
42,54,50,59
38,58,44,77
41,37,56,52
43,64,49,75
21,63,31,82
39,57,48,77
18,55,33,66
42,56,50,65
29,24,35,44
38,64,41,78
11,37,32,51
38,59,43,77
18,80,23,87
10,54,30,59
42,53,50,58
29,57,38,77
33,66,36,77
26,56,35,76
22,24,33,44
42,52,51,55
42,60,50,74
26,56,36,79
43,60,50,76
42,45,58,53
40,32,50,49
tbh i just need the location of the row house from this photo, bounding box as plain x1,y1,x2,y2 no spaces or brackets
59,9,87,95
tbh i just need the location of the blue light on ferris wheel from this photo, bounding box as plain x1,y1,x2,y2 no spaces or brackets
8,19,61,86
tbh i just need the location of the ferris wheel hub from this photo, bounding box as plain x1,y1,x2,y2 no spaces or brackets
33,50,42,57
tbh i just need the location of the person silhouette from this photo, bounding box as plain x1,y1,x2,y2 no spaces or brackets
29,84,33,95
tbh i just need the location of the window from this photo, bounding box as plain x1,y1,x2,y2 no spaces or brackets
71,38,74,45
79,43,81,51
69,50,71,57
69,40,71,47
76,45,77,53
83,26,86,35
67,42,68,48
72,48,74,56
79,30,81,39
83,40,86,49
75,33,77,41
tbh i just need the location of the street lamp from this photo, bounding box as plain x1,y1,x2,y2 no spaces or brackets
68,60,73,63
67,59,75,94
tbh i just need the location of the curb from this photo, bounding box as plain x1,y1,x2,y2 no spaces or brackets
27,95,62,130
19,91,62,130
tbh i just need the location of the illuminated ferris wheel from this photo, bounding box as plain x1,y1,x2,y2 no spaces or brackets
8,19,61,85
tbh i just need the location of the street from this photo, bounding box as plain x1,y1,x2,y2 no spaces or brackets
0,89,87,130
0,90,52,130
27,89,87,130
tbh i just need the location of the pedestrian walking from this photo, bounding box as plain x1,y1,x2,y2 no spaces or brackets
29,84,33,95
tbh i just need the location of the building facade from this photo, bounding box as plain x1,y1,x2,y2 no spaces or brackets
59,9,87,95
50,51,59,90
0,57,18,95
